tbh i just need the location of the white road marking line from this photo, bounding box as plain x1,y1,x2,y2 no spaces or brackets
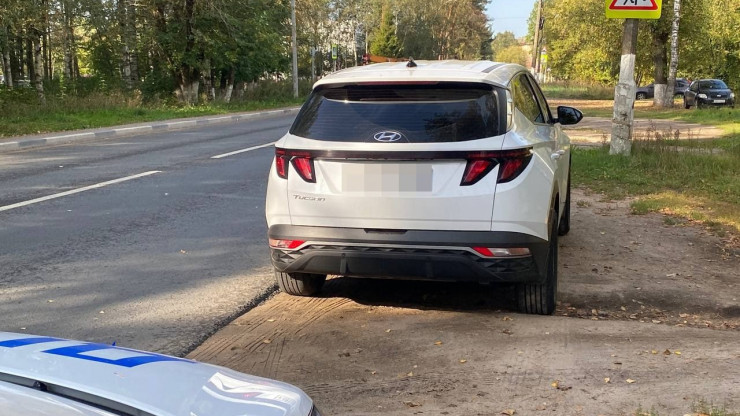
0,171,162,213
210,142,276,159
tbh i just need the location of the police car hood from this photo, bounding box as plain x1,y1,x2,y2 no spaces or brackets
0,332,313,416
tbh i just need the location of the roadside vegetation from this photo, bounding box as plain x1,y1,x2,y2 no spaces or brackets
0,81,306,138
573,129,740,234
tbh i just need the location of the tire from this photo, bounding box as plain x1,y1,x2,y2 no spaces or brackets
516,210,558,315
275,270,326,296
636,92,647,100
683,97,690,109
558,170,571,236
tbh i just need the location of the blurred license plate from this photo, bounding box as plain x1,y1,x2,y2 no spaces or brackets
713,99,725,103
342,163,433,192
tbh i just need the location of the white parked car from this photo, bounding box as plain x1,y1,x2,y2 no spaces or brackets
0,332,319,416
265,60,582,315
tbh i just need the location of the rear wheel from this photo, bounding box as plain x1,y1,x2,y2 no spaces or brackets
275,270,326,296
636,92,647,100
683,97,691,109
516,211,558,315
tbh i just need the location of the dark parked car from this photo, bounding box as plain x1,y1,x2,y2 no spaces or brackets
635,78,690,100
684,79,735,109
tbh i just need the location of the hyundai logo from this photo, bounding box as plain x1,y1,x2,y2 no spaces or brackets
373,131,405,142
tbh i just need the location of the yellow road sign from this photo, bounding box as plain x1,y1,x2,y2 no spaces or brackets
606,0,662,19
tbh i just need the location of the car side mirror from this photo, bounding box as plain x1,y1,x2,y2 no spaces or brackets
556,106,583,126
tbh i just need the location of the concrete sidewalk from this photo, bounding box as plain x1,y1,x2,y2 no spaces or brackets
0,107,300,153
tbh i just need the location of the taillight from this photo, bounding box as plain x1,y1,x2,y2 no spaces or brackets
472,247,531,257
274,149,316,183
275,151,288,179
291,157,316,183
269,239,305,249
460,148,532,186
460,159,496,186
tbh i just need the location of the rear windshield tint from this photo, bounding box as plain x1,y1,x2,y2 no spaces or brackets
290,83,502,143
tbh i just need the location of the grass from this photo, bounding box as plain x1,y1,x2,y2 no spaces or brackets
541,81,614,100
563,99,739,134
572,134,740,233
636,400,739,416
0,83,307,138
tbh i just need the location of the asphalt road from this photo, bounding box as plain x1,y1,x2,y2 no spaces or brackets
0,113,295,356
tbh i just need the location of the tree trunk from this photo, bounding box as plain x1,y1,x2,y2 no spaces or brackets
127,0,139,85
664,0,681,107
177,0,199,104
651,28,668,107
31,27,45,103
62,0,78,82
610,19,639,156
222,68,235,103
12,31,24,81
118,0,132,88
1,27,13,87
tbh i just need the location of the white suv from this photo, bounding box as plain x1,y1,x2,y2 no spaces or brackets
265,60,582,315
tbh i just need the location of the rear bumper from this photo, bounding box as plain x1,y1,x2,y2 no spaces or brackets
268,225,550,284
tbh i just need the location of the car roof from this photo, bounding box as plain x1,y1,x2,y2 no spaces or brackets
0,332,313,416
313,60,524,90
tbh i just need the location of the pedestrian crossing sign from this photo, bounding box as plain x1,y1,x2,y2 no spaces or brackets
606,0,662,19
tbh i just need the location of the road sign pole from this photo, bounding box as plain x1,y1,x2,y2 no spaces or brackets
610,18,639,156
291,0,298,98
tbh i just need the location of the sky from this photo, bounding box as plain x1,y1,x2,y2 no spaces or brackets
485,0,535,38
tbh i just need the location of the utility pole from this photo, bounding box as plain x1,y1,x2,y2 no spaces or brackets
291,0,298,98
532,0,543,76
610,19,639,156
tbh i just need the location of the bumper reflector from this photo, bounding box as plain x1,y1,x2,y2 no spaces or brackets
472,247,531,257
269,239,305,249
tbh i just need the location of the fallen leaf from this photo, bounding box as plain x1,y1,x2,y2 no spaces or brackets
179,250,187,254
99,310,104,314
434,341,443,346
263,339,272,344
459,359,467,364
679,313,690,318
626,379,636,384
663,349,671,355
385,329,392,333
604,377,610,383
651,350,658,354
47,300,54,303
502,316,512,321
674,351,681,355
652,320,662,324
501,409,515,416
406,372,414,377
666,273,677,277
620,306,627,311
370,371,377,375
502,329,512,335
551,381,559,388
403,401,421,408
267,319,275,322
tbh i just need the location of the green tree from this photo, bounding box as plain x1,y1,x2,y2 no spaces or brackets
370,1,402,57
496,44,527,66
491,31,518,60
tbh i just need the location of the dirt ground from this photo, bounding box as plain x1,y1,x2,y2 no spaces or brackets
189,189,740,416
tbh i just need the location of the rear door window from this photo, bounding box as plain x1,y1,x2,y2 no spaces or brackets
511,75,544,124
290,83,503,143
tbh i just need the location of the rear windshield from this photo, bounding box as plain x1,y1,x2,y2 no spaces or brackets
699,80,728,89
290,83,502,143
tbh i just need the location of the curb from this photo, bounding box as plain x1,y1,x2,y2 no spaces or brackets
0,107,301,154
